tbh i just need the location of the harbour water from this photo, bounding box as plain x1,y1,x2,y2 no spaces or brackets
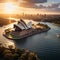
0,22,60,60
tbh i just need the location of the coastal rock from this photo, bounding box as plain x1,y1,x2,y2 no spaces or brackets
0,46,40,60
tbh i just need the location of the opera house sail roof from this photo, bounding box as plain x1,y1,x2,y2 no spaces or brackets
14,19,32,31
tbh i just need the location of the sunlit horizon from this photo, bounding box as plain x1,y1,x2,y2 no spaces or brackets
0,0,60,15
4,2,16,14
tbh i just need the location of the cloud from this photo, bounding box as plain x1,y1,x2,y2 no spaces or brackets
0,0,47,3
21,0,47,3
37,3,60,14
20,2,60,13
36,3,60,8
19,0,60,9
0,0,17,3
47,3,60,8
20,2,36,8
20,2,60,10
19,0,47,8
0,0,5,2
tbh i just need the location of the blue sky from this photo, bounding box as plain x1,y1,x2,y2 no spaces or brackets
42,0,60,6
48,0,60,3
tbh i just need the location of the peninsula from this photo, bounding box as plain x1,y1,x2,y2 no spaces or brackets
3,19,50,40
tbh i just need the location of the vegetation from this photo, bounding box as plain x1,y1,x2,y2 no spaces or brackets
37,23,49,29
0,46,40,60
42,17,60,24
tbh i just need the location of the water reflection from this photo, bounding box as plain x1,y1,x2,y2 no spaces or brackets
14,38,28,48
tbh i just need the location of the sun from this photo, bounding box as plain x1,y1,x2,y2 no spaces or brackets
4,2,16,14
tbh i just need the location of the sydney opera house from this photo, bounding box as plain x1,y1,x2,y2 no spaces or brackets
14,19,32,31
3,19,50,40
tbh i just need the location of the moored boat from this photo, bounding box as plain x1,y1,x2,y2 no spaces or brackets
57,34,60,38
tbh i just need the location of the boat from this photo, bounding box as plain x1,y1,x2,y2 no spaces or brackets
57,34,60,38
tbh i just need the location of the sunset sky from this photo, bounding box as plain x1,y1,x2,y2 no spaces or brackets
0,0,60,14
